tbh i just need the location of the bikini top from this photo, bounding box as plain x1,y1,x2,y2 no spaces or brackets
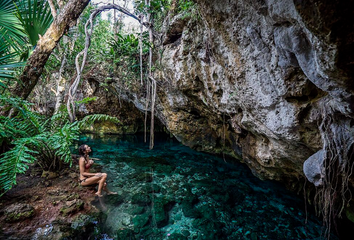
81,156,92,169
85,160,92,169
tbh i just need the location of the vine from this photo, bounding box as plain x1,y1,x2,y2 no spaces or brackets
312,101,354,238
67,3,141,122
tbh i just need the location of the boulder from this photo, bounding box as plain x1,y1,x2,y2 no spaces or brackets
303,150,325,187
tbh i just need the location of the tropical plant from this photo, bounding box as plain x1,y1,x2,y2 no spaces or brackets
109,32,150,77
0,0,53,89
0,96,120,196
177,0,194,12
134,0,171,30
15,0,53,60
0,0,26,88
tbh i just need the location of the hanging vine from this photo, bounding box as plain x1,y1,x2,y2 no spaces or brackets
66,3,141,122
311,101,354,238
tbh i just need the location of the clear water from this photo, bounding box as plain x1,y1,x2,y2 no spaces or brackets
76,133,330,240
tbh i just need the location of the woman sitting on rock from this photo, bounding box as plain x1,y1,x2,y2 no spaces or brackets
78,144,116,197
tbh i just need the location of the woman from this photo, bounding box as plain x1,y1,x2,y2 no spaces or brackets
78,144,116,197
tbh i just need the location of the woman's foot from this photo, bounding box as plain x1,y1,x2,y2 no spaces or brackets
95,192,103,197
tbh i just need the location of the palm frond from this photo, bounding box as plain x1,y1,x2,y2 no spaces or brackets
0,35,26,81
0,0,26,45
15,0,53,47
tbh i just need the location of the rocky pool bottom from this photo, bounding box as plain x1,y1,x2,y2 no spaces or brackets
74,133,335,240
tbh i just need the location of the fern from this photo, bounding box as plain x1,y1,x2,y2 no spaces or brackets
0,138,38,195
0,96,121,195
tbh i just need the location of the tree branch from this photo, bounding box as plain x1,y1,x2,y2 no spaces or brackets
48,0,57,18
66,3,142,122
11,0,91,100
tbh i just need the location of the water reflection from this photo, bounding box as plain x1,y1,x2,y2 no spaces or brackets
76,133,330,240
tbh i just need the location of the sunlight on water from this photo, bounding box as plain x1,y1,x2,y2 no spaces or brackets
76,133,330,240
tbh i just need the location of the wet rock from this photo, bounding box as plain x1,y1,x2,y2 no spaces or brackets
4,203,34,222
181,229,191,237
128,205,145,215
133,214,149,229
134,172,153,182
60,199,84,216
105,194,125,206
131,193,151,205
116,228,135,239
196,203,216,219
168,232,188,240
153,197,176,227
42,215,98,240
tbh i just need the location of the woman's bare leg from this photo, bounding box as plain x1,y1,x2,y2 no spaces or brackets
81,174,108,197
101,173,117,195
81,176,101,186
96,174,107,197
103,183,117,195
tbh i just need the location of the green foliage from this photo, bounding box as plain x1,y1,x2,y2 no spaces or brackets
177,0,194,12
0,0,25,87
0,0,26,47
0,96,119,196
15,0,53,46
89,19,114,63
78,114,121,129
0,0,53,89
109,32,150,80
0,138,38,192
134,0,171,30
15,0,53,60
75,96,98,105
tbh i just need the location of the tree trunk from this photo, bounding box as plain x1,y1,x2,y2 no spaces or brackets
53,53,67,114
11,0,90,100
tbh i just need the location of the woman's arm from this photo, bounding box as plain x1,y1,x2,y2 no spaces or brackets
79,157,98,177
85,159,94,169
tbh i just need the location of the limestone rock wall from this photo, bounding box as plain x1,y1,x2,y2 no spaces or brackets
75,65,145,134
151,0,354,187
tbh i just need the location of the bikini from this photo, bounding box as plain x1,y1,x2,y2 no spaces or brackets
79,158,92,183
79,178,87,183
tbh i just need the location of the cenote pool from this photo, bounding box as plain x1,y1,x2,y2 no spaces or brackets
75,133,330,240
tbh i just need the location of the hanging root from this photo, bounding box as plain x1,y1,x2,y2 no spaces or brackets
312,101,354,238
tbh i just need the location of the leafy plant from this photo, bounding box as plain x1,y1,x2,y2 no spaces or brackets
0,0,26,88
177,0,194,12
0,96,120,196
15,0,53,60
109,32,150,78
0,0,53,89
134,0,171,30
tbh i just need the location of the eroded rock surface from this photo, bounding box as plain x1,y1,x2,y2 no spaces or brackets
145,0,354,188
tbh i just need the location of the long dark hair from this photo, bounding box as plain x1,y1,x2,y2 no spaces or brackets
79,144,88,159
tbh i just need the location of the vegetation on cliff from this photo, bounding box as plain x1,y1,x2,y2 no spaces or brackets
0,0,353,239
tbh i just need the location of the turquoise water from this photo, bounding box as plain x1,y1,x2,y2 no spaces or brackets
76,133,329,240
